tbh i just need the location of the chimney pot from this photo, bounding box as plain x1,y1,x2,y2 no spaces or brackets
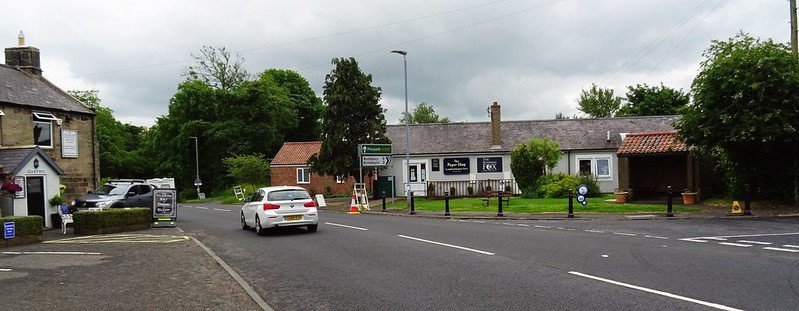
17,31,24,46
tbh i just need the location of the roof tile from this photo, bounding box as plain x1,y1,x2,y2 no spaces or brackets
617,131,688,156
270,141,322,166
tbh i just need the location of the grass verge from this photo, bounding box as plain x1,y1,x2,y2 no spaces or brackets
389,195,698,214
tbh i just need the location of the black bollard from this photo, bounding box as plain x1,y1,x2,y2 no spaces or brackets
409,191,416,215
497,192,504,217
666,186,674,217
382,191,386,213
567,189,574,218
744,184,752,215
444,191,451,217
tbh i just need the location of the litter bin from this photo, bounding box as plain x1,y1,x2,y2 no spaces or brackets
51,213,61,229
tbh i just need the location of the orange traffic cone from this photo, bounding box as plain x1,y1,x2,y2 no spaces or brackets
348,193,360,214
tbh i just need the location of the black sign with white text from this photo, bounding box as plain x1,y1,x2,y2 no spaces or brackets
477,157,503,173
432,159,440,172
443,158,470,175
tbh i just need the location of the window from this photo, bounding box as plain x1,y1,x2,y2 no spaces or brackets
335,175,346,184
138,185,152,195
296,168,311,184
577,157,612,179
33,121,53,147
596,159,610,177
579,159,592,176
250,190,264,202
267,189,311,201
409,166,418,182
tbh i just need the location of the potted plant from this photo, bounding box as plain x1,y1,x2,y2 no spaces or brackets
467,186,474,196
449,187,457,197
682,188,698,205
613,189,629,203
49,195,64,206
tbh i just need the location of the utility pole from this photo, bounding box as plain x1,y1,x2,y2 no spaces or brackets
792,0,798,54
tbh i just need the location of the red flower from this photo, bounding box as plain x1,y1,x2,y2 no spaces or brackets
2,182,22,192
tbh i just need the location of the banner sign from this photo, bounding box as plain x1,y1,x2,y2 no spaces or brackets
477,157,503,173
443,158,470,175
152,189,177,227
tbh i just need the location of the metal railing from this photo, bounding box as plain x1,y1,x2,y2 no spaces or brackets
425,179,518,198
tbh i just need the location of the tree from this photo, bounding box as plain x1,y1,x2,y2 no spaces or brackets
263,69,324,141
223,154,270,192
676,33,799,203
309,57,388,177
185,46,248,91
399,102,451,124
577,84,621,118
616,83,689,116
510,138,561,194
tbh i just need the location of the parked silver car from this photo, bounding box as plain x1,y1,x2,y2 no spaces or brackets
240,186,319,235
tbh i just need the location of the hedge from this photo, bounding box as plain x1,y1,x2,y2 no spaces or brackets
73,208,151,235
0,215,43,247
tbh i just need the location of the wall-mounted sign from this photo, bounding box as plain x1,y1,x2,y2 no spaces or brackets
443,157,470,175
431,159,440,172
477,157,503,173
13,176,25,199
61,129,78,158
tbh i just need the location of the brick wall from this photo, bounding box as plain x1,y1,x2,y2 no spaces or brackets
271,166,371,196
1,105,98,200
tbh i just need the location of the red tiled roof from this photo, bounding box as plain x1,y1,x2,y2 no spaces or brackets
270,141,322,166
617,131,688,156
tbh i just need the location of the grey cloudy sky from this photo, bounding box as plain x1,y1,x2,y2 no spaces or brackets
1,0,790,126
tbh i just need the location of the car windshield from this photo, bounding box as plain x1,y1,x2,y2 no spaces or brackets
105,185,129,196
267,190,311,201
92,184,117,195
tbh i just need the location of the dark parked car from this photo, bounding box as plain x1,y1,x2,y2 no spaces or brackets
71,181,156,211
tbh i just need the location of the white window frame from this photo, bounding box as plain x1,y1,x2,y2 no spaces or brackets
296,168,311,184
575,156,613,179
33,121,53,148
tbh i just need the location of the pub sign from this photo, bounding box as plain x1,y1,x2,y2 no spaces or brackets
443,158,470,175
477,157,503,173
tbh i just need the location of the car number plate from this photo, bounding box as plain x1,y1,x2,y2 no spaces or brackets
284,215,302,221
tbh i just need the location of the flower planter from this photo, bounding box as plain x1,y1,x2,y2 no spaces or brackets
682,192,698,205
614,192,629,203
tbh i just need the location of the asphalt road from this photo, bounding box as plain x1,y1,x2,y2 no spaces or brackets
177,202,799,310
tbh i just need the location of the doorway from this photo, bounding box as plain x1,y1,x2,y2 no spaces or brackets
406,163,427,196
26,176,45,226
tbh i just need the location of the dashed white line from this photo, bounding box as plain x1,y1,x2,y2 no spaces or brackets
534,225,551,229
763,247,799,253
645,235,669,239
517,224,530,227
2,251,102,255
566,228,576,231
213,208,229,212
679,238,708,243
557,227,566,230
613,232,636,236
718,242,753,247
568,271,743,311
0,268,11,272
783,245,799,249
585,230,604,233
196,206,208,210
502,223,515,226
398,235,495,256
324,222,368,231
703,237,728,241
737,240,771,245
474,221,486,224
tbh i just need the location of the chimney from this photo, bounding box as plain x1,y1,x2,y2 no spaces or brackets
490,102,501,150
5,31,42,76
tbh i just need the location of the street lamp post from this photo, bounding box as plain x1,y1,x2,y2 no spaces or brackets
391,50,413,215
190,136,202,197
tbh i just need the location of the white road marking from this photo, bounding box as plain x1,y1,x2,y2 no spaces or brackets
763,247,799,253
679,238,708,243
556,227,565,230
566,228,576,231
569,271,743,311
196,206,208,210
703,237,728,241
398,235,495,256
182,205,193,208
213,208,229,212
534,225,550,229
783,245,799,248
737,240,771,245
601,255,609,258
585,230,604,233
324,222,368,231
474,221,486,224
613,232,636,236
682,232,799,241
2,251,102,255
0,269,11,272
645,235,669,239
517,224,530,227
718,242,753,247
502,223,515,226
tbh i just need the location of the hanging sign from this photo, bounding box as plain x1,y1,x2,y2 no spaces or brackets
443,158,470,175
477,157,503,173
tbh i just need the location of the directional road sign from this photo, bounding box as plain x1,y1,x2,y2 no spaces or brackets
362,155,392,167
359,144,392,155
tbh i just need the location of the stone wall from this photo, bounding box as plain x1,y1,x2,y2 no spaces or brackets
0,105,98,200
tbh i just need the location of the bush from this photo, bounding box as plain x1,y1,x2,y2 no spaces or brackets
179,188,198,201
73,208,151,234
467,186,474,196
0,216,43,236
532,174,602,198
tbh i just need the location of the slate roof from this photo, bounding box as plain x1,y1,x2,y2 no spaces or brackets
386,115,680,154
0,146,64,175
0,64,94,115
616,131,688,156
271,141,322,166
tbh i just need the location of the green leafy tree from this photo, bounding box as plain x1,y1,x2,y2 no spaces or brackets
399,102,451,124
677,33,799,203
510,138,561,194
577,84,621,118
617,83,689,116
309,57,388,177
223,154,270,192
263,69,324,141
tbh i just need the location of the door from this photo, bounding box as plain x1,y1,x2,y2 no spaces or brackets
406,163,427,196
26,177,46,226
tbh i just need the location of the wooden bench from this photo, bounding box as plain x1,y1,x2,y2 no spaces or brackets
482,191,511,206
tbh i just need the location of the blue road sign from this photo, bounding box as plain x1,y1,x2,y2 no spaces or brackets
4,222,14,239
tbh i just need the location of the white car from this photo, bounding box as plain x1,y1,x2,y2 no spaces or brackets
240,186,319,235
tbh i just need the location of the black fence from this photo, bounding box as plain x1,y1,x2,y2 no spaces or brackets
426,179,519,198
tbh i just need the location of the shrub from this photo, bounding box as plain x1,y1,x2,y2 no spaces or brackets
0,216,43,236
532,174,603,198
449,187,457,196
179,189,197,201
467,186,474,196
223,154,270,187
427,182,436,194
49,195,64,206
510,138,561,191
74,208,151,234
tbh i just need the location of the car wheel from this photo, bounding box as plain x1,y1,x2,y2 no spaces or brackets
307,224,318,233
255,216,265,236
241,212,249,230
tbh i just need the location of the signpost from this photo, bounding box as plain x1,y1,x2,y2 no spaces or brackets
152,189,177,228
357,144,393,184
362,155,392,167
4,222,15,239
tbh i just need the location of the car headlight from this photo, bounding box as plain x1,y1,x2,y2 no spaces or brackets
96,201,112,208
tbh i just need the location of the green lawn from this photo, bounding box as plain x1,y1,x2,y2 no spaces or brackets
387,195,698,214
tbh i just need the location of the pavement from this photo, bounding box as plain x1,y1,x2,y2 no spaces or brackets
0,227,260,311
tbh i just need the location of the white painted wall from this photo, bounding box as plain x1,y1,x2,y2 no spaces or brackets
12,154,62,228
